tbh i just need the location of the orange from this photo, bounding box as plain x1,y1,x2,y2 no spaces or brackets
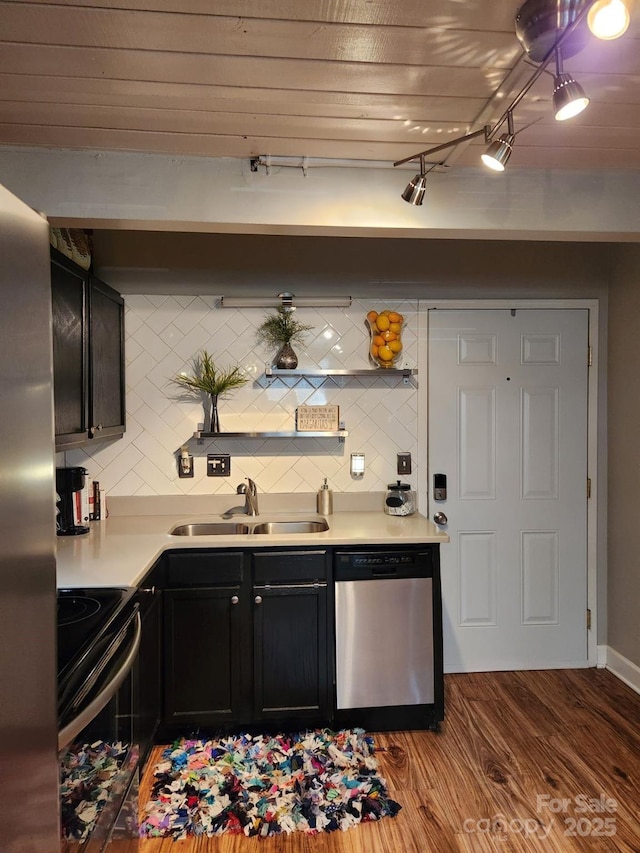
381,329,397,342
389,339,403,353
366,310,378,324
370,344,379,358
373,335,385,347
377,345,393,362
376,314,390,332
388,312,402,323
381,310,391,316
389,322,402,334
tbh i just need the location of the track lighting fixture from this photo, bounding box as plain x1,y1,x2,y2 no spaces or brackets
394,127,491,202
481,112,516,172
401,156,428,206
588,0,633,40
553,47,590,121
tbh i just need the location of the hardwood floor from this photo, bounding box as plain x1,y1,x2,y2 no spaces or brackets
135,669,640,852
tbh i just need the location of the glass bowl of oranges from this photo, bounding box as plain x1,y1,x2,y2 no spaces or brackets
366,309,404,368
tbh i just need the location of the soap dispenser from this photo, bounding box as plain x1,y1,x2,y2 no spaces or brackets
317,478,333,515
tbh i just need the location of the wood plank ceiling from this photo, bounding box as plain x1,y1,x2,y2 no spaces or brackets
0,0,639,172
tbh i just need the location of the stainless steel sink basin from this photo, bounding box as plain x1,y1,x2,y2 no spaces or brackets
170,522,251,536
169,518,330,536
252,520,329,534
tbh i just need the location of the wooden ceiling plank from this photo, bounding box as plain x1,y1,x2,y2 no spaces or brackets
3,102,638,149
12,0,522,32
0,101,480,144
0,44,509,98
0,75,486,120
0,5,522,69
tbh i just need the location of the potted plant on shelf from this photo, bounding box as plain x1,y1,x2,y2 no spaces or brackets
173,350,248,433
256,306,314,369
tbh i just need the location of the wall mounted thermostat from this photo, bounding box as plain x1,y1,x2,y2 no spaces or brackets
433,473,447,501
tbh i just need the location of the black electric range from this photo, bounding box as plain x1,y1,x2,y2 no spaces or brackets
57,587,139,738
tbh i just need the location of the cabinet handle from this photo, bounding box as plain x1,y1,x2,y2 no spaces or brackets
90,424,103,435
254,595,263,605
231,595,239,605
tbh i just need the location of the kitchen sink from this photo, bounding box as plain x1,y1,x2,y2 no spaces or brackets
252,520,329,534
169,518,329,536
170,522,251,536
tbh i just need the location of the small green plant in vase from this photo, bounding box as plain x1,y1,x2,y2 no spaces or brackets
173,350,248,433
256,306,314,369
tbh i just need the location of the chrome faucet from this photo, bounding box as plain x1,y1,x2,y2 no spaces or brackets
221,478,259,518
244,478,259,516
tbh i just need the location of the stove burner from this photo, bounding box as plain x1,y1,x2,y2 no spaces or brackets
57,595,101,626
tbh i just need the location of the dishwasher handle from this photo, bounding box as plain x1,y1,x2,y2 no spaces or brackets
372,567,398,578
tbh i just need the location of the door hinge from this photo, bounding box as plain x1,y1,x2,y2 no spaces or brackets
587,477,592,499
586,608,592,630
588,345,593,367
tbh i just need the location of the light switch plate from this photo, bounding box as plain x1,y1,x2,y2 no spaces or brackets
397,452,412,475
207,454,231,476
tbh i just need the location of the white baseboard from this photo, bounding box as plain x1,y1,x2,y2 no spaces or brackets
601,645,640,695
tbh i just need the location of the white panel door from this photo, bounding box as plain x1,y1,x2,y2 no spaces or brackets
428,309,589,671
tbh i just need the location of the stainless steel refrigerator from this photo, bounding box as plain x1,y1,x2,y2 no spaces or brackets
0,183,60,850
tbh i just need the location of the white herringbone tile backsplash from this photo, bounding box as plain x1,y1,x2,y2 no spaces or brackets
63,298,419,497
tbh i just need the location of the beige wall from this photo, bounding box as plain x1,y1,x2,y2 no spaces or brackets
608,244,640,667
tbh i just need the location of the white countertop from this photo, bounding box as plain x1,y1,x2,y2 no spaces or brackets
56,510,449,589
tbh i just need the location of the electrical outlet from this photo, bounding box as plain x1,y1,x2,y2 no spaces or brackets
207,454,231,477
397,452,412,475
177,451,194,478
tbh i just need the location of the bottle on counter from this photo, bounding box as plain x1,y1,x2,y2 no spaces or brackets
317,477,333,515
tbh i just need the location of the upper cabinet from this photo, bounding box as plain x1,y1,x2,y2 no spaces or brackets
51,248,125,450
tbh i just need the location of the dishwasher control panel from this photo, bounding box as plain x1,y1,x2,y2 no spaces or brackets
334,547,434,580
352,554,413,566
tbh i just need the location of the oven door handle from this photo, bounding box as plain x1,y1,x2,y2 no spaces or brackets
58,611,142,751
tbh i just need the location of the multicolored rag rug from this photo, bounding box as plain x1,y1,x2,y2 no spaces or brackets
141,728,401,840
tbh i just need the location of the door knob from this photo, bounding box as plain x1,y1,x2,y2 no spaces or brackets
433,512,448,525
230,595,239,605
254,595,263,605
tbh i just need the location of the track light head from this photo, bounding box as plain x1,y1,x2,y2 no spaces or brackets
401,172,427,205
588,0,632,39
401,155,428,205
481,134,515,171
553,72,590,120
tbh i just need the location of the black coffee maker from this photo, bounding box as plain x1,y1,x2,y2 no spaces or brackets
56,467,90,536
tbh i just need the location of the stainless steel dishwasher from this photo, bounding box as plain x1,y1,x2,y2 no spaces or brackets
334,546,444,731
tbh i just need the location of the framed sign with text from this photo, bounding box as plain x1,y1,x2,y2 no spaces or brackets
295,405,340,431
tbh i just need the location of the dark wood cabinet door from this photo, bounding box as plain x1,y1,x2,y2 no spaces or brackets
89,278,125,440
253,584,329,722
51,252,88,445
163,586,247,727
51,250,125,449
